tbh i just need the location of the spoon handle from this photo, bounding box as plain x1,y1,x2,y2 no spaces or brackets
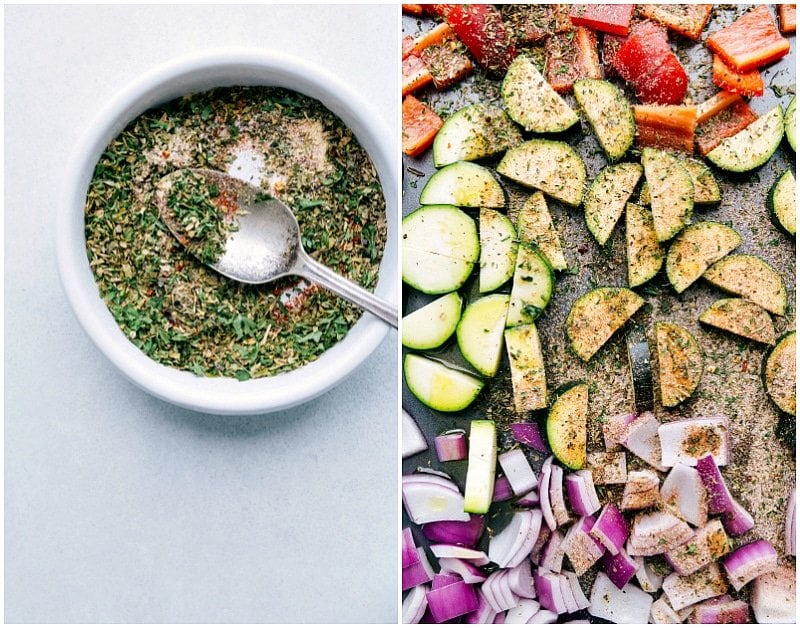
298,254,398,328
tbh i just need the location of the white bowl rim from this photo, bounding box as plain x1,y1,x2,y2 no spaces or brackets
56,47,398,415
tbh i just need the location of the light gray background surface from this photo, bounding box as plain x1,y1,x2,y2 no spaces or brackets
5,4,399,623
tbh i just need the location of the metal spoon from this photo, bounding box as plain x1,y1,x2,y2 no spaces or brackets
155,168,397,327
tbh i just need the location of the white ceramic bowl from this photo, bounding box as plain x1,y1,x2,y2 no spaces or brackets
57,48,398,415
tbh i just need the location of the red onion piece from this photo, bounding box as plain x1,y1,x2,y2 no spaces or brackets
529,608,558,623
620,411,667,471
628,510,693,556
402,584,429,624
588,571,653,624
721,539,778,591
463,589,499,624
530,524,551,565
565,470,600,517
498,448,538,495
563,516,605,576
534,568,567,615
721,498,755,537
688,597,749,624
696,453,736,514
620,469,661,511
658,416,730,467
630,553,665,593
402,409,428,458
510,422,549,453
787,488,796,556
482,570,519,612
504,598,540,623
662,562,728,610
563,570,590,610
506,558,536,599
430,544,490,566
558,573,579,614
492,475,513,502
514,489,539,508
507,509,543,569
751,564,796,624
591,502,629,555
403,547,435,590
538,529,565,573
587,451,628,485
425,578,480,623
549,465,571,527
432,573,463,590
421,515,485,548
602,412,637,451
660,462,708,527
664,519,730,576
402,527,419,569
601,548,638,589
402,474,471,525
489,509,542,569
434,429,468,462
438,557,488,584
539,456,556,530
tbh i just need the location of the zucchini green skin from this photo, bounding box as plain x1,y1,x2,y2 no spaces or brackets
625,202,664,288
639,158,720,206
497,139,586,207
785,96,796,152
706,104,785,172
565,287,645,362
665,221,742,294
655,321,703,408
463,420,497,514
505,244,554,328
546,381,589,470
699,298,776,346
762,331,796,416
456,293,511,377
574,78,635,162
501,54,578,133
433,103,522,168
584,162,643,246
401,292,463,351
419,161,506,208
768,169,796,237
479,208,518,293
401,204,480,294
626,323,655,413
403,353,484,413
641,148,694,242
517,191,567,271
505,323,548,413
702,254,787,316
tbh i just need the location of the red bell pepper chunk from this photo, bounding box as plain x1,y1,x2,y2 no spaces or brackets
696,90,743,124
612,21,672,83
403,22,456,60
711,54,764,97
545,26,602,93
402,4,425,16
501,4,572,45
634,105,697,153
695,96,758,156
706,5,790,72
638,4,713,41
427,4,518,74
635,53,690,105
569,4,635,36
779,4,796,34
402,54,433,96
402,95,443,157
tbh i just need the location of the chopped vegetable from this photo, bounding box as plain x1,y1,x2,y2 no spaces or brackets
625,202,664,287
538,529,565,572
601,412,636,452
591,502,629,555
421,515,485,548
539,457,556,531
402,4,424,16
583,162,642,246
498,139,586,207
659,416,730,467
549,465,571,527
786,95,797,151
516,192,567,272
402,54,433,96
706,5,790,72
763,331,796,416
787,488,796,556
565,287,645,362
403,22,456,59
488,508,542,569
638,4,713,40
546,381,589,470
502,53,578,133
695,89,743,124
641,147,694,242
438,557,488,584
420,38,474,91
568,4,634,36
479,208,517,293
626,323,655,414
505,244,554,328
702,253,787,316
660,462,708,527
401,292,462,350
661,562,728,610
456,294,510,377
419,160,505,208
403,353,484,412
695,95,758,156
433,103,521,168
601,549,638,589
402,473,471,525
779,3,796,33
620,412,667,471
751,565,797,624
498,448,538,496
428,4,518,74
402,204,479,294
463,420,497,514
620,469,661,511
403,409,428,458
500,4,572,45
426,576,480,622
565,470,601,517
721,539,777,591
563,516,605,575
545,26,602,93
587,451,627,485
402,95,443,158
574,79,635,161
665,519,731,577
402,584,428,623
505,324,548,414
655,321,703,407
634,104,697,153
434,430,468,462
588,571,653,623
509,422,548,453
699,297,776,345
665,221,742,294
712,54,764,97
768,169,796,236
706,103,785,172
403,547,435,590
688,597,749,624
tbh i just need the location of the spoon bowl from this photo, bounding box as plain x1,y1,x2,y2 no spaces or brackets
156,168,397,327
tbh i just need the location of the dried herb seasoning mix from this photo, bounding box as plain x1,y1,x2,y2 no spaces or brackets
85,87,386,380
